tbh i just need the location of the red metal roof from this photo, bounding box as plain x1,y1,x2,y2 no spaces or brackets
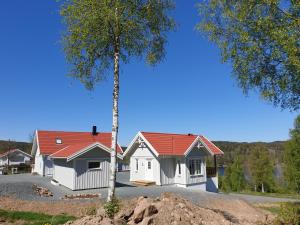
37,131,122,155
141,132,223,156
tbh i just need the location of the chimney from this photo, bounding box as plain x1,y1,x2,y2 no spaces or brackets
92,126,98,136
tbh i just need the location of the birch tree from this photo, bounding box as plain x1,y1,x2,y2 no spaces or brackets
197,1,300,111
60,0,175,202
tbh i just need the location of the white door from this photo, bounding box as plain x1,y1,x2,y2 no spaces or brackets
145,159,153,181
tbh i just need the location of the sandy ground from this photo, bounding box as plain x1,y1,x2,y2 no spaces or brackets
0,193,274,225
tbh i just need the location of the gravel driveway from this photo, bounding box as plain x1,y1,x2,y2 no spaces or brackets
0,172,298,206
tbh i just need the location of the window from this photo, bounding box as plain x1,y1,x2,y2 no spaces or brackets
56,138,62,144
189,159,202,175
135,159,139,171
88,161,101,170
177,161,181,175
148,161,151,169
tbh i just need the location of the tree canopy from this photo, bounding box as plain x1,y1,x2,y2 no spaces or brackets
197,0,300,110
249,145,275,192
60,0,176,89
284,115,300,193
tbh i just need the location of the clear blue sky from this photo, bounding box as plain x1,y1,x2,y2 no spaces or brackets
0,1,298,145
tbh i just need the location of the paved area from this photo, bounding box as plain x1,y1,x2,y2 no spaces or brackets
0,172,298,206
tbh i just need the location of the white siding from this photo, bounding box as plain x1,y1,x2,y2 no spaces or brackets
74,159,110,190
73,147,111,190
186,146,207,185
129,145,161,185
53,159,75,190
160,158,176,185
33,147,44,176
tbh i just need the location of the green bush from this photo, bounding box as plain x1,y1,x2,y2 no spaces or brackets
104,197,120,218
273,203,300,225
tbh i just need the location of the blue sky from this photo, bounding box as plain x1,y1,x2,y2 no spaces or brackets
0,1,298,145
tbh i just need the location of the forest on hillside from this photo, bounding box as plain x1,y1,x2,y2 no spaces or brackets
0,139,286,163
0,140,32,155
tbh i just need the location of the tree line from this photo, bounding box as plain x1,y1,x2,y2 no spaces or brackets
220,115,300,194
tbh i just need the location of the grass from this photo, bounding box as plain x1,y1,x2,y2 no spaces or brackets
0,209,75,225
258,204,281,215
235,190,300,199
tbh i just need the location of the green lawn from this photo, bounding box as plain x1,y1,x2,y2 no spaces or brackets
236,190,300,199
0,209,75,225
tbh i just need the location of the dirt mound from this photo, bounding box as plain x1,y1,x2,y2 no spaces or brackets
65,193,272,225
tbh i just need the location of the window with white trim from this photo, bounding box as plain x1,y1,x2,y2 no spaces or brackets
177,160,181,175
135,159,139,171
189,159,202,175
88,161,101,170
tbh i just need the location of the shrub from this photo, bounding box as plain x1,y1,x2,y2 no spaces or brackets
273,202,300,225
104,197,120,218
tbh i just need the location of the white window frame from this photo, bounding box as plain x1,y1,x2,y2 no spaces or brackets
135,158,139,171
189,158,203,176
177,160,181,175
87,160,102,171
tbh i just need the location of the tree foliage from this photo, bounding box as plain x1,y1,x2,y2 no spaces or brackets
249,145,275,192
197,0,300,110
284,115,300,193
60,0,176,89
221,156,245,192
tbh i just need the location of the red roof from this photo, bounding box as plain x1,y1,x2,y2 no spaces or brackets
140,132,223,156
37,131,122,156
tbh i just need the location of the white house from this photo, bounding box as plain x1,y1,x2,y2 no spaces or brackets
0,149,32,166
123,132,224,192
31,127,123,178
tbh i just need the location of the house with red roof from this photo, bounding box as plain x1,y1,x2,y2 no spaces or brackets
31,127,123,190
123,132,224,192
0,149,32,167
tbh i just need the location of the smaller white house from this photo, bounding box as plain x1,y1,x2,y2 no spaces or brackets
0,149,32,166
31,127,123,190
123,132,224,192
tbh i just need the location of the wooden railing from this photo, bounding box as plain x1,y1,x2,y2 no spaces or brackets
206,167,217,178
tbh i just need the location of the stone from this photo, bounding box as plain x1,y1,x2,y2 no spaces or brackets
144,204,158,217
140,216,154,225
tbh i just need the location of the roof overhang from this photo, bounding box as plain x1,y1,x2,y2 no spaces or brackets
50,142,123,162
122,132,159,158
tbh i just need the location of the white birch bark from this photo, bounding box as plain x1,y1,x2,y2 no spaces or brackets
107,35,120,202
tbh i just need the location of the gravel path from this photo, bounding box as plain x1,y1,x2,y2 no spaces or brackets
0,172,298,206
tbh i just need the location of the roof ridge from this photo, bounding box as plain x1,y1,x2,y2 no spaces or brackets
141,131,199,136
37,130,112,134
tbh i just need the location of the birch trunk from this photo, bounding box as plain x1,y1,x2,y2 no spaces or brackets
261,183,265,193
107,36,120,202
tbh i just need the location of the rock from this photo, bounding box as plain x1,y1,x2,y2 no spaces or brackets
178,203,185,209
113,218,127,225
144,204,158,217
132,198,152,223
140,216,153,225
101,217,113,225
117,208,134,220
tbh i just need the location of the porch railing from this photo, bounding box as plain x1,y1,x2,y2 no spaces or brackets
206,167,217,178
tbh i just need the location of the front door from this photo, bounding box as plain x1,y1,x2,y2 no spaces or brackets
145,159,153,181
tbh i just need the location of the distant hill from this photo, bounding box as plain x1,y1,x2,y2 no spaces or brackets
0,139,286,163
213,140,286,165
0,140,32,155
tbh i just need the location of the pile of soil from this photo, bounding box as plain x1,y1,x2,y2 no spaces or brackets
65,193,273,225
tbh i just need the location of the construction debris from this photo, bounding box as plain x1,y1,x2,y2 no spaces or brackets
61,194,101,200
32,184,53,197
